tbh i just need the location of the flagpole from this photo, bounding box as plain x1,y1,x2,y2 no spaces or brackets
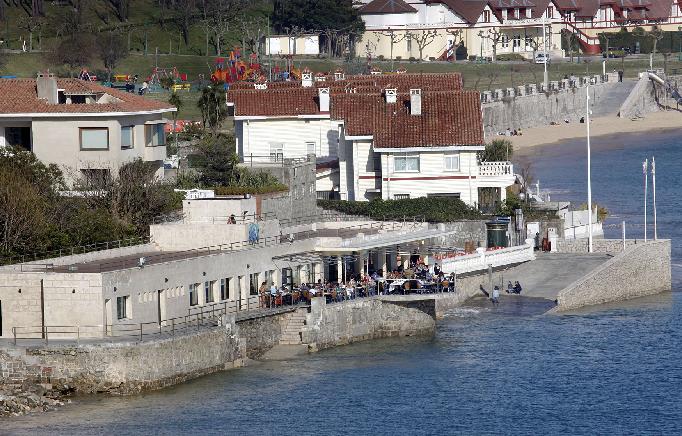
651,156,658,241
586,85,593,253
643,159,648,242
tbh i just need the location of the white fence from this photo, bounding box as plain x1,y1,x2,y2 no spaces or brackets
440,239,535,275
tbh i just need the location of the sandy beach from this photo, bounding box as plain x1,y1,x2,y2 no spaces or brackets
508,110,682,150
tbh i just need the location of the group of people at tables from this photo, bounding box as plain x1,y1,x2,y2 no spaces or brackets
257,259,457,309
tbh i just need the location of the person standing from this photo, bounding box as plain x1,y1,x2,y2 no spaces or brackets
492,286,500,305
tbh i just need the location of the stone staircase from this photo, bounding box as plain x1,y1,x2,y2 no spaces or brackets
279,309,307,345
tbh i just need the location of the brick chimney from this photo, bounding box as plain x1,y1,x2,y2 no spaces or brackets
410,89,422,115
385,88,397,104
318,87,330,112
36,72,58,104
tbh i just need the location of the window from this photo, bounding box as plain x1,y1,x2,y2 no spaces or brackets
80,127,109,150
145,124,166,147
514,8,519,19
394,194,410,200
270,143,284,161
547,6,554,18
204,281,215,304
501,35,509,48
406,36,412,52
525,7,531,18
121,126,134,149
5,127,31,150
305,141,316,155
189,283,199,306
220,278,231,300
394,154,419,172
483,10,491,22
249,273,260,296
265,270,276,286
281,268,293,287
444,154,460,171
116,296,130,320
373,153,382,171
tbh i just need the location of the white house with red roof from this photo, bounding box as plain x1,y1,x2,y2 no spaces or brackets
227,71,515,210
0,73,176,184
356,0,682,60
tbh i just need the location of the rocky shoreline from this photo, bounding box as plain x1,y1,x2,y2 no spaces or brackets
1,383,70,418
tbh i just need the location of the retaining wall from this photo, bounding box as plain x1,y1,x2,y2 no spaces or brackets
302,297,436,351
482,80,619,136
555,240,671,312
557,238,647,254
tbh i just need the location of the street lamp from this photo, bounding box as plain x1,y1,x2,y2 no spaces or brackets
678,26,682,61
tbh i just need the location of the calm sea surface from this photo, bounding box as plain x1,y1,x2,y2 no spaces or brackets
4,130,682,435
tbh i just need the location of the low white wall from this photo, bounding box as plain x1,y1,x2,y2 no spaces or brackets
150,220,280,251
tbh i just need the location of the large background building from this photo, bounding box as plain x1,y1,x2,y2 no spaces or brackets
356,0,682,60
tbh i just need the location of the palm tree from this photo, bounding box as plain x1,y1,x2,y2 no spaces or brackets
197,84,227,132
168,92,183,151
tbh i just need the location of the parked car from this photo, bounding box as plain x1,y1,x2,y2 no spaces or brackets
534,53,551,64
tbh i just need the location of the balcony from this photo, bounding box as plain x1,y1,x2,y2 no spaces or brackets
479,161,514,177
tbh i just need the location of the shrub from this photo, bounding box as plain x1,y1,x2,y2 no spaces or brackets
395,56,402,61
429,57,436,62
409,57,417,62
215,185,288,195
496,53,525,62
377,55,385,61
318,197,481,222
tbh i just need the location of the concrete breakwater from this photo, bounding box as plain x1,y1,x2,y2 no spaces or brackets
0,295,439,404
555,240,671,312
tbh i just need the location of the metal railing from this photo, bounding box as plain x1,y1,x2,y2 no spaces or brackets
241,154,311,167
479,161,514,177
0,236,151,267
10,295,292,345
154,212,277,225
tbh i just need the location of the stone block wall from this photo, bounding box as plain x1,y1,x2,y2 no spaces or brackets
302,298,436,351
557,238,645,254
482,80,619,136
236,311,290,359
555,240,671,312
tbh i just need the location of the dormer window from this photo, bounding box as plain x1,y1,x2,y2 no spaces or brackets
483,10,491,23
526,8,531,18
547,6,554,18
502,9,507,19
514,8,520,19
385,88,397,104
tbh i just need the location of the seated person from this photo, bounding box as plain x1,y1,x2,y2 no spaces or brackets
513,281,522,294
506,281,514,294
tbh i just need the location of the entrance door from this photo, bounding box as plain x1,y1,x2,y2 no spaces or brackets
0,300,3,337
104,298,111,336
157,290,166,325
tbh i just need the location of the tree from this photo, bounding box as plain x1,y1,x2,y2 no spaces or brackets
272,0,364,56
192,134,241,186
98,31,128,81
107,0,129,21
237,15,268,58
478,139,513,162
197,84,228,131
377,30,405,70
445,28,463,61
168,92,183,151
407,29,438,61
479,28,504,62
201,0,247,55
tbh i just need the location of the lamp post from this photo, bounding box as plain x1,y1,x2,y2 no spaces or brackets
678,27,682,61
586,85,593,253
542,13,548,90
652,156,657,240
643,159,648,242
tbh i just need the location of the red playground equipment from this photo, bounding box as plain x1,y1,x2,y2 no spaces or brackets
147,67,188,86
211,49,262,84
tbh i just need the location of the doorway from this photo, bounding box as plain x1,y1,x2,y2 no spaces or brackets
157,290,166,325
104,298,111,336
0,300,3,337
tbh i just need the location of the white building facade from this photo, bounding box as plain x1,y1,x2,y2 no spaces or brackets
228,72,514,209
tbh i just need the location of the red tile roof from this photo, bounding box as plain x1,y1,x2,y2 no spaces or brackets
227,73,483,148
0,78,175,115
360,0,418,13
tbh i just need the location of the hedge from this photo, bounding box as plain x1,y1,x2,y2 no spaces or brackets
318,197,481,222
214,184,288,195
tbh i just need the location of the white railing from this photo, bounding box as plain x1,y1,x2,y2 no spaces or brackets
479,161,514,177
440,239,535,275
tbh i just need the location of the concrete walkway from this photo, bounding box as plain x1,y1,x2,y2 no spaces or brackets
498,252,612,300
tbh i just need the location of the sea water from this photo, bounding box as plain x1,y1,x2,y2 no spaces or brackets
4,130,681,435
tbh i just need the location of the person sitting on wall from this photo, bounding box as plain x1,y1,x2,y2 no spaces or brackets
507,281,514,294
513,281,523,294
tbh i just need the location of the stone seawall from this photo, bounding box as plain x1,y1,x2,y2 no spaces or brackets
555,240,671,312
303,297,436,351
557,238,647,254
